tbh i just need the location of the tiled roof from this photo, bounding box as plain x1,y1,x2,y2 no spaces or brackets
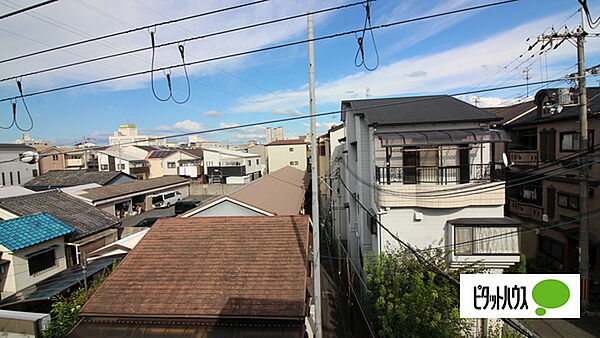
180,148,203,158
0,190,119,241
342,95,501,125
267,139,308,146
0,212,74,251
80,215,311,319
24,170,136,188
183,166,309,216
76,176,189,203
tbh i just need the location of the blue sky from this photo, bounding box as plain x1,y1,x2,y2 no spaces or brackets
0,0,599,146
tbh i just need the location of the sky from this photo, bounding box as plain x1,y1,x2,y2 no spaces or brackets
0,0,599,146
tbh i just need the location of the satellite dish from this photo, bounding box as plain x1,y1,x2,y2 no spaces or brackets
19,151,39,164
502,153,513,167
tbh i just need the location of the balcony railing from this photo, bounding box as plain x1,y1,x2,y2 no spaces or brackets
376,163,504,185
509,150,538,166
508,198,544,222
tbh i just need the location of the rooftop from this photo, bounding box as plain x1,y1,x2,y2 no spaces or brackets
267,139,308,146
0,212,74,251
0,144,35,150
75,176,189,203
201,147,258,158
341,95,500,125
0,190,119,241
484,100,536,125
24,170,136,189
98,150,146,162
147,150,177,159
79,215,311,320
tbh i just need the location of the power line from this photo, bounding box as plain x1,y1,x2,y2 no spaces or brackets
0,0,58,20
0,0,372,83
0,0,269,65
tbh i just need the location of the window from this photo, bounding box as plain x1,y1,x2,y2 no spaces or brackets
557,192,579,210
539,128,556,161
248,160,251,167
319,144,326,156
52,155,58,161
454,226,519,255
17,171,20,184
32,169,38,177
1,172,4,186
119,164,125,170
28,249,56,275
167,162,176,169
559,130,594,152
256,159,259,165
100,164,108,170
289,147,294,152
9,172,13,185
546,186,556,218
164,192,175,199
539,236,564,261
290,161,299,165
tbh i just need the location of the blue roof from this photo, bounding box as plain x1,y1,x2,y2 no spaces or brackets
0,212,75,251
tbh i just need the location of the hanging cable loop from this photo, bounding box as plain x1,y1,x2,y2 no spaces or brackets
354,0,379,71
150,30,172,101
172,44,191,104
0,99,16,129
14,80,33,131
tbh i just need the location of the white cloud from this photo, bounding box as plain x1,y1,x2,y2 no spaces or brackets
272,108,303,116
202,110,224,117
153,120,205,133
219,122,239,128
464,95,533,108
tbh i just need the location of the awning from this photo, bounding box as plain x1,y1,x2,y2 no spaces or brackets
447,217,521,227
377,129,510,147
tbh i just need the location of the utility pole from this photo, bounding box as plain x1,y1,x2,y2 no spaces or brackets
523,67,531,96
308,13,322,338
576,24,590,310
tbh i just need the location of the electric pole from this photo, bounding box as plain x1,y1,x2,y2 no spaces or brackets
307,13,322,338
576,24,590,310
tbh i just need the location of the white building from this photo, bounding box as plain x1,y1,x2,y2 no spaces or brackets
14,133,49,147
336,96,521,272
0,144,38,187
265,126,283,144
146,149,203,179
266,139,308,173
97,149,150,180
202,148,262,183
108,124,166,147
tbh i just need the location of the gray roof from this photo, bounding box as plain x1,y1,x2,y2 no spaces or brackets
24,170,136,189
341,95,500,125
0,190,119,241
77,176,190,203
0,144,35,150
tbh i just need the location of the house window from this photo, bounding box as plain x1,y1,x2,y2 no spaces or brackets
100,164,108,170
319,144,326,156
256,159,259,165
289,147,294,152
32,169,38,177
290,161,299,165
1,172,4,185
9,172,13,185
167,162,176,169
248,160,251,167
28,249,56,275
559,130,594,152
539,236,564,261
17,171,20,184
557,192,579,211
52,155,58,161
454,226,519,255
119,164,126,170
539,128,556,161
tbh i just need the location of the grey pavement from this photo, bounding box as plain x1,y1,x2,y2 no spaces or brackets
521,317,600,338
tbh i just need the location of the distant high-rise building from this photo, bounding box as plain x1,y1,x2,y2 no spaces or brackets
266,127,284,143
108,124,166,147
14,133,49,146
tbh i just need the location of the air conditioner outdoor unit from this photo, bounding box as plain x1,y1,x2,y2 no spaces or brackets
558,88,573,105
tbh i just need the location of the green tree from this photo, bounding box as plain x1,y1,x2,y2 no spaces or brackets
364,247,478,338
43,262,116,338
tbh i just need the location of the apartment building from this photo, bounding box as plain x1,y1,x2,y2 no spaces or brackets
108,124,166,147
335,96,521,272
35,146,86,174
0,144,38,187
495,87,600,274
266,139,308,173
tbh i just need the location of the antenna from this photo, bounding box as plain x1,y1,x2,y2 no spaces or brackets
523,67,532,96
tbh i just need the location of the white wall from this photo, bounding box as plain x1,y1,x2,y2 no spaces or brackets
0,148,36,187
1,238,68,298
189,199,266,217
202,149,260,175
266,144,308,173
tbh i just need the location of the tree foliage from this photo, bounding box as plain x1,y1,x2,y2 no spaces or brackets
364,247,478,338
42,262,116,338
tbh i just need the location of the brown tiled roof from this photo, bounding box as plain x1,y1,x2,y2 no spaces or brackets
183,166,309,216
79,215,311,319
76,176,189,203
181,148,204,158
267,139,308,146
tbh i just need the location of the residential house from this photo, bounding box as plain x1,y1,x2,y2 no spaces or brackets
0,144,38,187
336,96,520,271
108,124,166,147
35,146,86,174
0,190,120,266
146,149,202,179
24,170,136,191
182,166,308,217
0,213,74,300
70,215,312,337
202,147,262,183
494,87,600,274
266,139,309,173
70,176,190,217
247,144,267,176
97,149,150,180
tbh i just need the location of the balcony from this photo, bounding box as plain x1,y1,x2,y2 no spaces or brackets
65,158,84,168
508,198,544,222
376,163,504,185
509,150,538,166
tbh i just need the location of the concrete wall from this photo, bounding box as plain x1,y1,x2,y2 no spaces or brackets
266,144,308,173
1,238,68,299
189,183,242,196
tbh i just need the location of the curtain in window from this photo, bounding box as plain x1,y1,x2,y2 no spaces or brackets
454,227,472,255
474,227,519,254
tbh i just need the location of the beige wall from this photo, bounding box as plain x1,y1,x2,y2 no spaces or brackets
267,144,308,173
38,149,65,174
1,238,68,299
147,158,163,179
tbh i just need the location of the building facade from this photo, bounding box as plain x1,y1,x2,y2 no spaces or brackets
108,124,166,147
266,139,308,173
0,144,37,187
202,148,262,183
